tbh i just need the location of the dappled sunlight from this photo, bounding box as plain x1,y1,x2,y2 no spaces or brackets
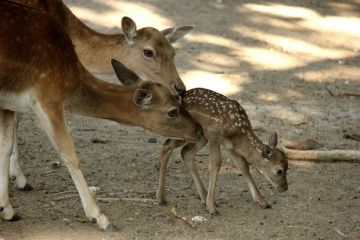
195,52,239,68
237,3,360,71
186,33,242,49
302,16,360,40
242,47,302,70
234,26,349,59
243,3,319,19
69,0,173,29
257,93,280,102
297,66,360,82
182,71,244,96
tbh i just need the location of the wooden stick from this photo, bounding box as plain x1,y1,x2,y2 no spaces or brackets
280,147,360,161
171,206,196,228
96,197,156,203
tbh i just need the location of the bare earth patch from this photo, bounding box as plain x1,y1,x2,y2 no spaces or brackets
1,0,359,239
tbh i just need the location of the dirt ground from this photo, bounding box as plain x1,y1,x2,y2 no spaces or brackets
1,0,360,239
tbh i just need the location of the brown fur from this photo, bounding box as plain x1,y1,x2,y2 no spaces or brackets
10,0,188,94
156,88,288,214
0,2,198,229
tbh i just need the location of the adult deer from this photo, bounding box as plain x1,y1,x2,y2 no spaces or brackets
9,0,193,191
0,1,199,230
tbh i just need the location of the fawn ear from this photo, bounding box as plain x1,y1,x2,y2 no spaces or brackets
122,16,137,44
133,89,153,107
269,132,278,149
161,25,194,43
111,59,139,86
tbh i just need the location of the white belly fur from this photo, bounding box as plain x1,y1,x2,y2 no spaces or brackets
0,91,35,113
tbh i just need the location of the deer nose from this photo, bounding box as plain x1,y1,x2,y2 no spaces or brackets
173,80,186,95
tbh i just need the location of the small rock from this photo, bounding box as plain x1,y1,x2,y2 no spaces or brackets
91,138,109,144
191,216,207,222
51,161,61,169
89,186,100,195
148,138,157,143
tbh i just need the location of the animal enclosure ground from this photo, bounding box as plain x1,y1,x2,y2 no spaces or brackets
1,0,359,239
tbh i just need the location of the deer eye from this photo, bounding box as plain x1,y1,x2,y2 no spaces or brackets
174,95,182,103
276,169,283,176
143,49,154,58
167,108,179,118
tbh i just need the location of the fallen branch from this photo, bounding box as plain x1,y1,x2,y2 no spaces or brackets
334,227,348,238
326,86,360,98
96,197,156,203
51,194,78,201
280,147,360,161
171,206,196,228
49,190,77,196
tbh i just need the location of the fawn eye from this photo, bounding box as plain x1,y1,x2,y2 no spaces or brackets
143,49,154,58
167,108,179,118
276,169,283,176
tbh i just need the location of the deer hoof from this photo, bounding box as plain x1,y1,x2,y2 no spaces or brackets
210,209,221,216
259,201,271,209
104,224,120,232
157,198,167,206
9,214,22,222
19,183,34,192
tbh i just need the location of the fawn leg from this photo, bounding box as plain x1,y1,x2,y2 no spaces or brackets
156,139,185,205
33,103,117,231
181,136,208,203
206,141,221,215
9,113,33,191
0,110,20,221
231,153,270,209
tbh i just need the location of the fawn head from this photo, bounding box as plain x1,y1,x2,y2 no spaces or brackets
257,133,288,192
111,59,200,141
121,16,193,96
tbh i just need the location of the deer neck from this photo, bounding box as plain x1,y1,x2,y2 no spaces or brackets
65,71,144,126
233,130,264,165
52,1,127,74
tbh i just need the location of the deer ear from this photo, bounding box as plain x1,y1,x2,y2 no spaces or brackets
111,59,139,86
269,132,278,149
133,89,153,107
161,25,194,43
122,16,137,44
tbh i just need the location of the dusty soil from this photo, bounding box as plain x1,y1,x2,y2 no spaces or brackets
1,0,360,239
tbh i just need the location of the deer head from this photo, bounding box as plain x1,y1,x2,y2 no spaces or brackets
111,59,200,141
256,133,288,192
120,17,193,96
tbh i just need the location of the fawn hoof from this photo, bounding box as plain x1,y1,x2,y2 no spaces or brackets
19,183,34,192
210,209,221,216
9,214,22,222
104,224,120,232
259,201,271,209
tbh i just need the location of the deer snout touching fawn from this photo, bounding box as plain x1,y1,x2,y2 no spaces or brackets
0,1,199,230
156,88,288,214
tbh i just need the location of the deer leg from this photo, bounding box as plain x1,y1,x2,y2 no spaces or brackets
32,104,117,231
0,110,20,221
156,139,185,206
233,154,270,209
9,113,33,191
181,136,208,204
206,141,221,215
